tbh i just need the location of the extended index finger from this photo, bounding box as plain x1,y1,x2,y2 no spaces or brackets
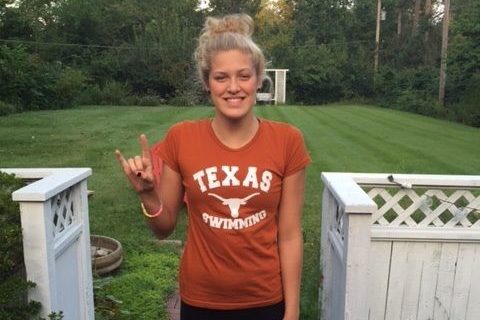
139,134,151,160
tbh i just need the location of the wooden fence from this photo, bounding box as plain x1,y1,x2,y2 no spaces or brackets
320,172,480,320
2,168,94,319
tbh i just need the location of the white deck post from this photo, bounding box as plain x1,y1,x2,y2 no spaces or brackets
18,200,58,312
343,209,372,320
3,168,94,319
320,187,337,319
321,173,377,320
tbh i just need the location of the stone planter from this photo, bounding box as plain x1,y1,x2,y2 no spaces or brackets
90,235,123,275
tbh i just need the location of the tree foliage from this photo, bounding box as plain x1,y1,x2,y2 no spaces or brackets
0,0,478,125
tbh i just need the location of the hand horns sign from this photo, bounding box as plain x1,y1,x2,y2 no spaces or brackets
115,134,155,194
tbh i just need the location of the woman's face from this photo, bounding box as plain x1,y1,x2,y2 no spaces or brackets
208,49,259,121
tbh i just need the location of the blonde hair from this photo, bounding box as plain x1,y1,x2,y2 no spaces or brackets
194,14,265,89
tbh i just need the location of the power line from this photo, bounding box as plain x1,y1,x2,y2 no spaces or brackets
0,37,376,51
0,38,137,50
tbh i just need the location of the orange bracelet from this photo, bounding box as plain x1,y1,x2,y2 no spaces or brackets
141,202,163,218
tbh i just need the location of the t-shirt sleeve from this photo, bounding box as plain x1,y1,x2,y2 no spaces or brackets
155,124,181,173
284,126,311,177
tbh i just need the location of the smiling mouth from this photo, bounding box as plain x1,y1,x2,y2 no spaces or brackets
225,97,245,101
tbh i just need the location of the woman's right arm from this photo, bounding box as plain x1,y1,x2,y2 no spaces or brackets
115,134,184,239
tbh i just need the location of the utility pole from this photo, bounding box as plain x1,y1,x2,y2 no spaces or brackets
439,0,450,107
374,0,382,73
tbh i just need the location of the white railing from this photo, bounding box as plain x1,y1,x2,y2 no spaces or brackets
320,172,480,320
1,168,94,319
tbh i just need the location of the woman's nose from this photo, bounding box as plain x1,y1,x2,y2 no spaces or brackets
227,78,240,93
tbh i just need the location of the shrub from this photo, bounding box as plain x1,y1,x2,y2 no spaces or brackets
0,45,61,111
395,91,446,118
448,74,480,127
0,171,41,319
75,82,132,106
98,81,131,106
55,67,87,108
288,43,347,104
168,90,201,106
134,94,166,106
0,100,18,116
74,84,102,105
374,66,447,118
168,73,206,106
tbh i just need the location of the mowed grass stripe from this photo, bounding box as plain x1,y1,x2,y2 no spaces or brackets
256,106,341,171
270,106,395,172
359,105,480,143
342,105,479,151
313,106,456,172
287,105,479,174
321,106,480,173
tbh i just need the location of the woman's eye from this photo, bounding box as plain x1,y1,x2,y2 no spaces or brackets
240,75,251,80
214,76,226,81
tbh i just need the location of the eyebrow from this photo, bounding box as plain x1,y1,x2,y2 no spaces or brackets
212,68,253,74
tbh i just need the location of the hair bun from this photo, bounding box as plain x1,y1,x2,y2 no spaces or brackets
205,14,254,37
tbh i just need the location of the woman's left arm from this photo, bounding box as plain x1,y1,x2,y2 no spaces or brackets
278,168,307,320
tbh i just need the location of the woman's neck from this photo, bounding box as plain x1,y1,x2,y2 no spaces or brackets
211,113,259,149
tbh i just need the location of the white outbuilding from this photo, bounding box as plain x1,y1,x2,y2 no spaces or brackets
256,69,289,105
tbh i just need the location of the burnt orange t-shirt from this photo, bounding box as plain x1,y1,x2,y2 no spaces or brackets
158,118,311,310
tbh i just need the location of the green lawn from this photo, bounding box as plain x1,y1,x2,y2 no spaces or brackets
1,105,479,319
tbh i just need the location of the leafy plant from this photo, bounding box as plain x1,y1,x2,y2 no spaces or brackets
55,67,88,108
93,277,131,319
0,100,18,116
0,171,42,320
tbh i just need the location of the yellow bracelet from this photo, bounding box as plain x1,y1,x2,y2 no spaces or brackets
141,202,163,218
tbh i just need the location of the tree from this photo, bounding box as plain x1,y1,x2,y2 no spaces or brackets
255,0,294,61
208,0,261,16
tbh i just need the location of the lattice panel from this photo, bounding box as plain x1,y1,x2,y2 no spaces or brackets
365,187,480,228
333,203,346,241
50,187,76,237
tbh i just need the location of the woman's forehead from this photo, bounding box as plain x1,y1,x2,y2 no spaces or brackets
210,50,255,71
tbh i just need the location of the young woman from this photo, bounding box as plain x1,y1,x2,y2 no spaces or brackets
115,14,310,320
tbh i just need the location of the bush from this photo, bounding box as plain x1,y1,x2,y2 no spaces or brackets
0,100,18,116
395,91,446,118
288,43,347,104
448,74,480,127
75,82,132,106
374,66,447,118
55,67,87,108
0,171,42,319
0,45,60,111
134,94,166,106
94,81,131,106
168,73,206,106
168,90,202,106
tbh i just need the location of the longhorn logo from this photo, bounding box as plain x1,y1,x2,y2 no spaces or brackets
208,192,260,218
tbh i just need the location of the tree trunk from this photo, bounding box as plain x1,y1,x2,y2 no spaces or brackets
424,0,432,64
374,0,382,73
397,9,402,37
439,0,450,107
412,0,422,36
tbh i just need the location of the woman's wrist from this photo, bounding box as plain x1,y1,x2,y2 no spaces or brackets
141,202,163,218
283,309,299,320
138,190,163,217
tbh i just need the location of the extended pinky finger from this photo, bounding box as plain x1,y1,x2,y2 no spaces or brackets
115,150,130,172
